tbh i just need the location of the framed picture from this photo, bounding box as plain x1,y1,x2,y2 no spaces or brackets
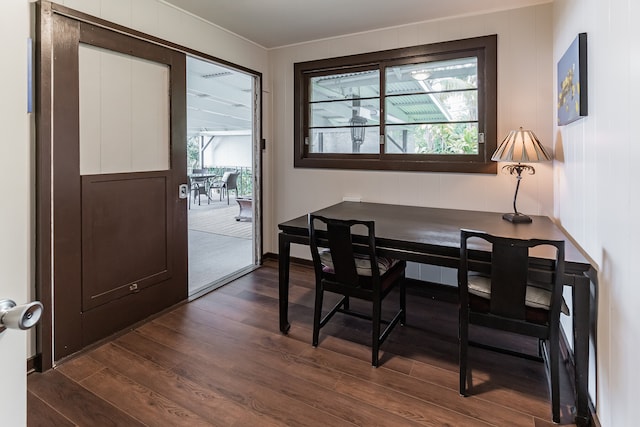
557,33,588,126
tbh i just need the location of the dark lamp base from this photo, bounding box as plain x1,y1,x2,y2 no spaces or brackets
502,212,532,223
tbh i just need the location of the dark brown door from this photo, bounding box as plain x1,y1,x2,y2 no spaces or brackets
45,12,187,360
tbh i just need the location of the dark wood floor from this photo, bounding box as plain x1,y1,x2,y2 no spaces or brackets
28,260,577,426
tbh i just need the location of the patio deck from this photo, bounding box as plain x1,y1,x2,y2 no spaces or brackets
188,196,253,295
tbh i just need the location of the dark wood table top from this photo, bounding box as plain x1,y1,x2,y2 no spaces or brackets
278,201,591,274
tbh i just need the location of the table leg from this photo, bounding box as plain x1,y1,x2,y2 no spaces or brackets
572,273,592,426
279,233,291,334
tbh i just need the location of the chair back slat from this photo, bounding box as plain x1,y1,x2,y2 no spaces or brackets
326,221,360,286
490,242,528,319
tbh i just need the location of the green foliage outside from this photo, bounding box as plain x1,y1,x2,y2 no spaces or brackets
413,123,478,154
236,167,253,197
187,137,200,168
410,74,478,155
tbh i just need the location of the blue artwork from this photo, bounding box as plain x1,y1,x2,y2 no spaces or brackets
557,33,587,126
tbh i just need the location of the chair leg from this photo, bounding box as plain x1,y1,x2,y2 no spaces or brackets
312,284,323,348
400,280,406,325
371,296,382,367
538,338,544,358
459,310,469,396
549,334,561,423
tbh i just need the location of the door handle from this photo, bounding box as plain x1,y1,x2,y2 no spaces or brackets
178,184,188,199
0,299,43,333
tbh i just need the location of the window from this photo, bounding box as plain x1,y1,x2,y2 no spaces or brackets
294,35,497,173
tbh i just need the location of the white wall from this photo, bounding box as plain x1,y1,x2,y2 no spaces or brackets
553,1,639,425
269,5,555,277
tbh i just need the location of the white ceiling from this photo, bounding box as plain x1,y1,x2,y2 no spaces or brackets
186,56,253,137
163,0,550,49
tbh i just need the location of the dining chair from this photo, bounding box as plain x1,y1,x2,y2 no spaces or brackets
458,228,567,423
209,170,239,204
308,214,406,367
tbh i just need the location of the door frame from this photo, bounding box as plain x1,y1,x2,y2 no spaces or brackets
186,55,264,296
36,1,264,370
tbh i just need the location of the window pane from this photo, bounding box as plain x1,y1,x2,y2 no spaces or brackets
310,70,381,151
310,99,381,128
384,56,479,156
385,91,477,124
385,57,478,95
309,126,380,154
310,70,379,102
385,123,478,154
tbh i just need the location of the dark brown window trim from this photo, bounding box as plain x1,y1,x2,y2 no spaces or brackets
294,35,497,174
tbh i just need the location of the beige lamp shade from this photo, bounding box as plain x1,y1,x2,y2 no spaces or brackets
491,127,551,163
491,127,551,223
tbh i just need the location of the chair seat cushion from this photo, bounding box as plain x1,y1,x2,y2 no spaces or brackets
468,274,570,316
319,249,399,276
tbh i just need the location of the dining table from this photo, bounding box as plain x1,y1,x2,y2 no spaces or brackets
187,173,218,207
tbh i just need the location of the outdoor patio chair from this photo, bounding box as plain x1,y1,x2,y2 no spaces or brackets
209,170,239,204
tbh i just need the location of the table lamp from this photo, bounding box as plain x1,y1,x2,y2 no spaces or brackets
491,127,551,223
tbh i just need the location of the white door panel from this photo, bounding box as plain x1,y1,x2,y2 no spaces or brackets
79,44,170,175
1,1,31,425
